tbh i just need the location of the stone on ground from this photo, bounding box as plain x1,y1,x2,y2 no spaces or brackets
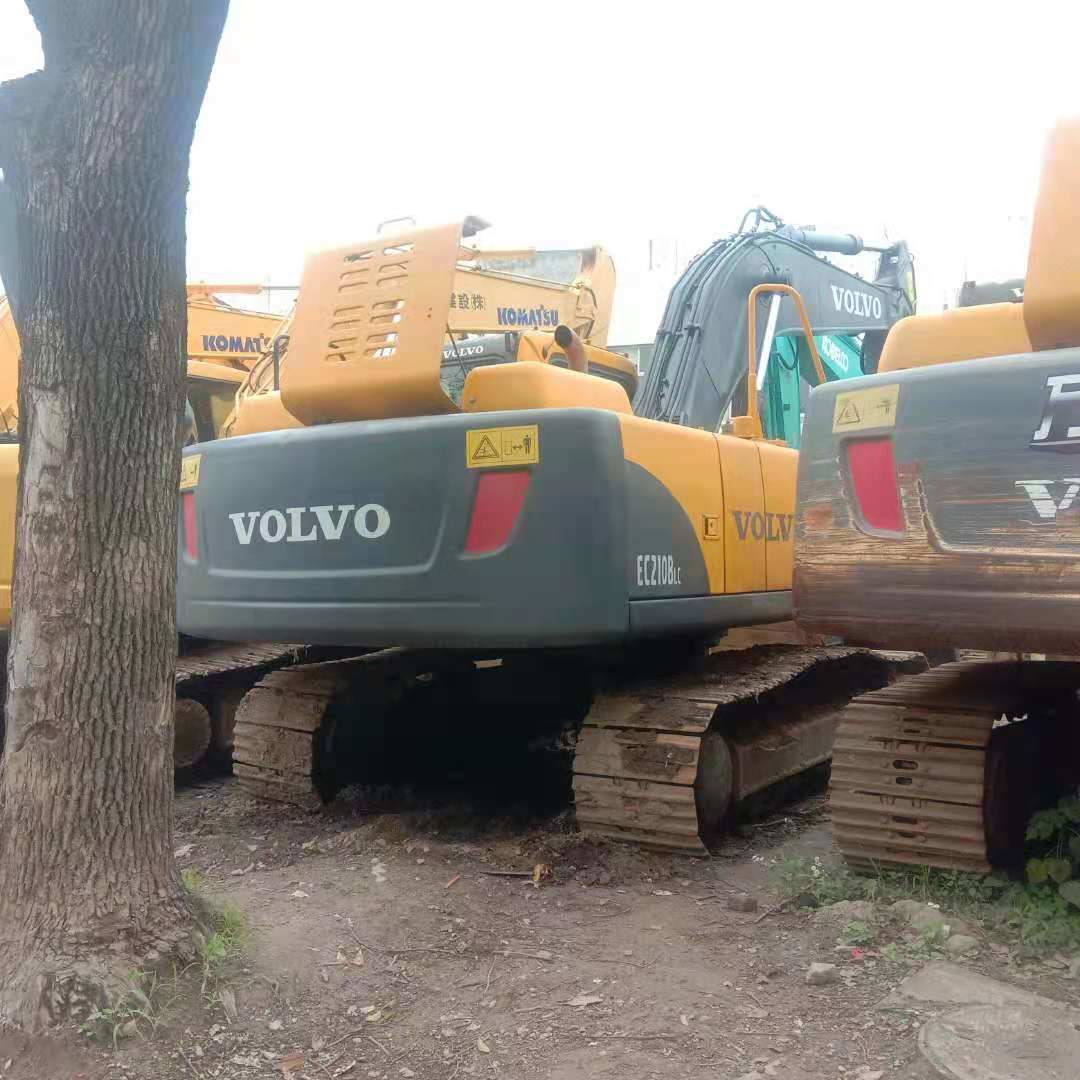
943,934,979,956
812,899,875,924
919,1003,1080,1079
884,961,1058,1010
805,962,838,985
726,893,759,913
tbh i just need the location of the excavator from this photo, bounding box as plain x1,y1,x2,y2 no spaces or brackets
794,117,1080,874
0,211,626,769
176,211,921,852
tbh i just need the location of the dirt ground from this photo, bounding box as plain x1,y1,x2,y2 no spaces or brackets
2,778,1078,1080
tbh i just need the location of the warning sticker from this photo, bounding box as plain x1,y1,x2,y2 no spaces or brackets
832,384,900,434
179,453,202,491
466,425,540,469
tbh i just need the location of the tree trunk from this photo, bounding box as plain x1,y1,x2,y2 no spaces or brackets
0,0,228,1029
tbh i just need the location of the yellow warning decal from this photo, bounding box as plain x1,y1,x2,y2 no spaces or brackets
179,453,202,492
466,425,539,469
832,384,900,434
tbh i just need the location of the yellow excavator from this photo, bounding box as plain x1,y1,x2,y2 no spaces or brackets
0,286,300,766
175,214,925,850
2,218,625,771
794,117,1080,873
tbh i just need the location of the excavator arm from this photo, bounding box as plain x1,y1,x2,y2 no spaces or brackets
637,222,915,431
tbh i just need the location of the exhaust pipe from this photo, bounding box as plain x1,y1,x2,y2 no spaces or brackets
554,324,588,373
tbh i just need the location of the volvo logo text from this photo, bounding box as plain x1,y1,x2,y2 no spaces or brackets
228,503,391,545
1031,373,1080,452
830,285,882,320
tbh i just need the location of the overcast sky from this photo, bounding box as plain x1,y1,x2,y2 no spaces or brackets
2,1,1079,341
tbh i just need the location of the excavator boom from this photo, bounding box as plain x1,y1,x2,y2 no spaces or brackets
638,224,915,431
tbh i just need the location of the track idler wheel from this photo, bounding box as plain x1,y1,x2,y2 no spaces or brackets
695,731,735,836
174,698,213,770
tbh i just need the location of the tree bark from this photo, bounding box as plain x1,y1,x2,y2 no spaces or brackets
0,0,228,1029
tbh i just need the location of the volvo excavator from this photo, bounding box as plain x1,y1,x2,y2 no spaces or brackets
0,199,630,770
794,118,1080,874
176,213,920,852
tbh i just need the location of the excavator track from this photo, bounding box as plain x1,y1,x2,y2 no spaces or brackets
572,645,927,854
231,648,436,807
173,642,304,770
830,661,1080,874
228,642,926,854
175,642,302,686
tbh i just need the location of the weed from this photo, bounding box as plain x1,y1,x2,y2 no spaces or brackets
872,866,1007,911
995,883,1080,950
198,901,249,990
768,856,871,906
79,972,157,1048
181,866,207,894
840,920,875,946
1026,789,1080,891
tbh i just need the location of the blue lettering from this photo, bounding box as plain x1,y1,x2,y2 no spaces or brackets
215,335,228,351
203,335,217,351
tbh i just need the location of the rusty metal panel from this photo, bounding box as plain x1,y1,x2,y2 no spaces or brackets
795,351,1080,655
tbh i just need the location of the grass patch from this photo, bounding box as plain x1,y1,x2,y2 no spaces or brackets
199,900,249,991
79,969,173,1048
841,920,876,946
770,855,1010,914
768,855,870,906
181,866,208,893
81,877,249,1046
769,854,1080,952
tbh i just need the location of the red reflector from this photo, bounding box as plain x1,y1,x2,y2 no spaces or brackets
465,470,531,554
846,437,904,534
182,492,199,559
